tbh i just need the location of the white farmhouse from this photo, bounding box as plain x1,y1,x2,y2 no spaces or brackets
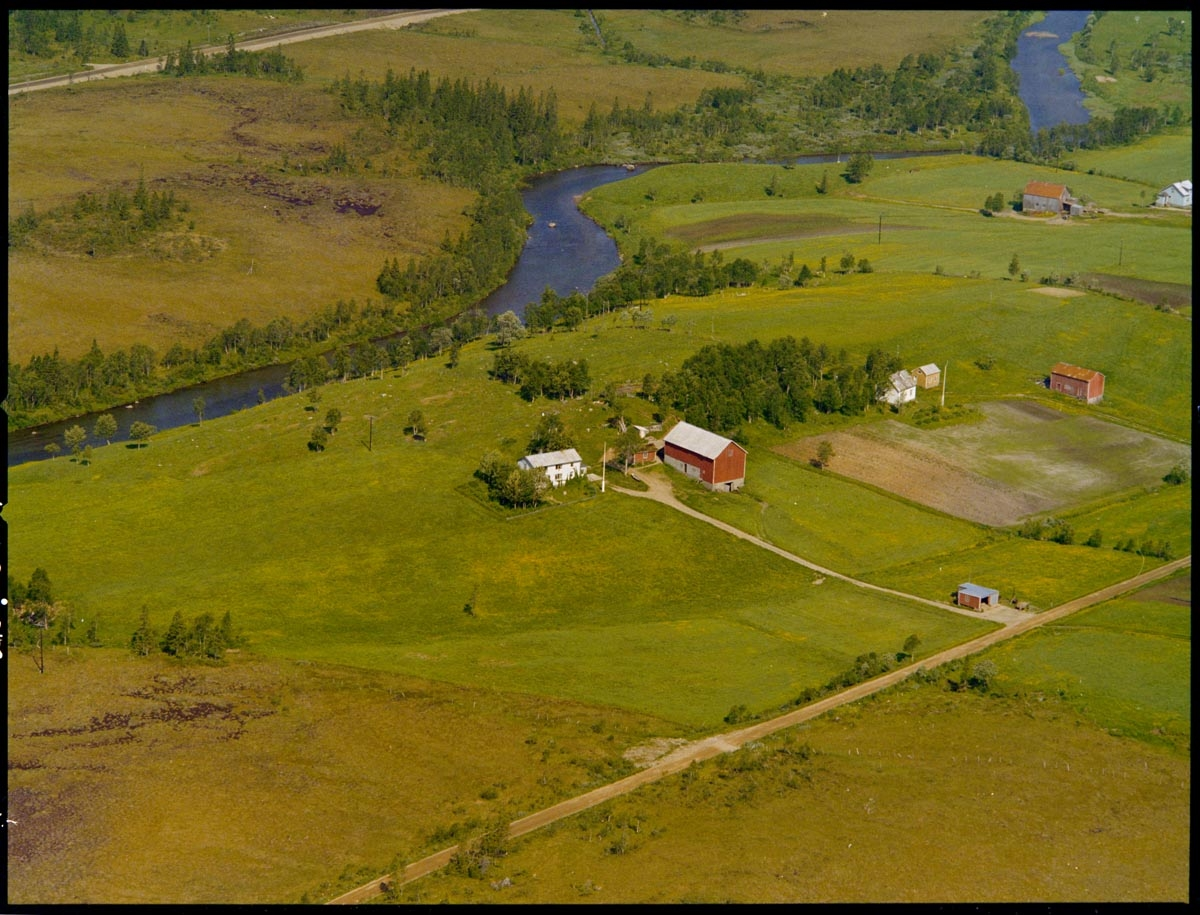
881,369,917,406
518,448,585,487
1154,180,1192,208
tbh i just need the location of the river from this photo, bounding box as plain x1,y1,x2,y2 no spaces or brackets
8,14,1094,467
1011,10,1093,136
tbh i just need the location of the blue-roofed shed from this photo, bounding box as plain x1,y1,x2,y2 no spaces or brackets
956,582,1000,610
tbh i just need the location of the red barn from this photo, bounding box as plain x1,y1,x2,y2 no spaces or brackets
956,582,1000,610
1049,362,1104,404
663,421,747,492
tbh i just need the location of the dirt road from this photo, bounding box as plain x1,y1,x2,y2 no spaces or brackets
8,10,476,96
327,473,1188,904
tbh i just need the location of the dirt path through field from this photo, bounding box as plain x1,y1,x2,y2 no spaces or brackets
326,475,1188,904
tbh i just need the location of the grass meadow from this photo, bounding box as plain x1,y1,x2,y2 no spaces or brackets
7,77,474,363
394,661,1190,903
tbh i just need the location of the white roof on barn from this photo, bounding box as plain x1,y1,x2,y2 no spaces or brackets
520,448,583,468
664,421,742,460
917,363,940,375
959,582,999,599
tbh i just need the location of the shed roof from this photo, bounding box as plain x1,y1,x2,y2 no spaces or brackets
664,421,744,460
916,363,940,375
958,582,999,599
1024,181,1068,199
1162,179,1191,194
1050,362,1102,382
521,448,583,468
889,369,917,392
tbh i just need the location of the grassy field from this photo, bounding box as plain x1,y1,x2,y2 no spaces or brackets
582,153,1194,288
390,637,1190,903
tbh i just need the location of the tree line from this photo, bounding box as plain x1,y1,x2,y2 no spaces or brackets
159,36,303,82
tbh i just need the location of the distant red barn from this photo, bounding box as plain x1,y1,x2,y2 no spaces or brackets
663,421,747,491
1049,362,1105,404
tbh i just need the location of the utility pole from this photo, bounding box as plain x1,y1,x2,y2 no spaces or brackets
601,442,606,493
941,361,947,407
365,414,376,451
878,213,882,244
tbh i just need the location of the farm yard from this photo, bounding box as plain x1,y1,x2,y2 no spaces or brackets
6,7,1191,906
774,400,1192,527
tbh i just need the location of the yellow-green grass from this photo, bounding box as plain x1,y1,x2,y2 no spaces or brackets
1066,128,1193,191
282,9,746,124
584,156,1194,287
6,648,684,905
1059,480,1192,554
8,77,472,362
984,572,1191,747
7,336,994,729
583,10,991,79
394,684,1190,904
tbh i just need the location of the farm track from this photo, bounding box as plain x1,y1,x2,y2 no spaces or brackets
327,470,1189,905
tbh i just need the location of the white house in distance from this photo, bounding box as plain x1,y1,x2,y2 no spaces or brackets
881,369,917,406
518,448,585,487
1154,180,1191,208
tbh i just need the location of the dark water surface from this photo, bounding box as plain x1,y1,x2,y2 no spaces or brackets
1011,10,1093,136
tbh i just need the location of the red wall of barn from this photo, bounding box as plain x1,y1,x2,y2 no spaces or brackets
713,443,746,483
663,441,712,481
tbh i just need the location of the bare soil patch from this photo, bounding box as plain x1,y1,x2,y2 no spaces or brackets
775,400,1190,527
777,427,1043,526
1030,285,1085,298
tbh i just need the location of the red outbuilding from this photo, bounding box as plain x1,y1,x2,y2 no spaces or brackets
662,421,747,491
1049,362,1105,404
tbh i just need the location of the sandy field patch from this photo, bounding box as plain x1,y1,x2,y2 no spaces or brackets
1030,285,1085,298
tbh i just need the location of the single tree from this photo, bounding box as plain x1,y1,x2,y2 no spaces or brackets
129,421,157,447
325,407,342,433
1008,253,1021,279
193,395,206,423
308,425,329,451
902,633,921,658
494,310,525,347
614,426,644,472
94,413,118,444
44,442,61,459
408,409,427,440
815,439,835,468
839,251,856,273
528,412,572,453
130,606,157,656
80,445,94,465
845,152,874,183
817,170,829,195
110,20,130,58
160,610,186,655
64,424,87,457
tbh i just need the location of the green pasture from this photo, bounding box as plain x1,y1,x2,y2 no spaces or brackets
1061,481,1192,555
1066,129,1193,191
583,157,1193,287
985,572,1191,747
671,449,991,576
8,335,995,729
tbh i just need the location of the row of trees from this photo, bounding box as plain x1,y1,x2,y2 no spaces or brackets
651,336,904,434
130,606,241,660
